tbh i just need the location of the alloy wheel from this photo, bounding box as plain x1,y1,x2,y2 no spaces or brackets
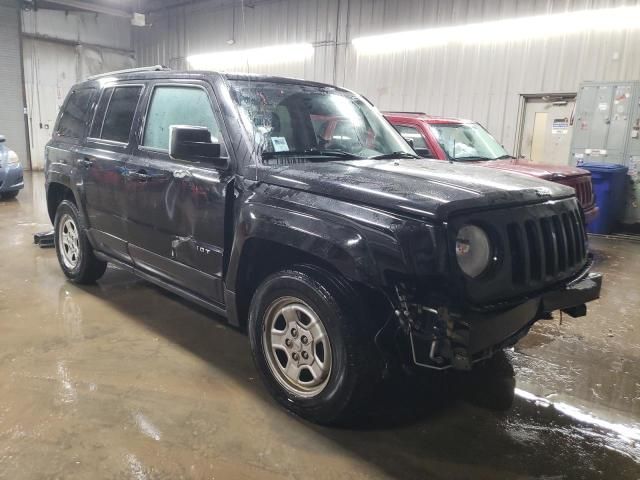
59,214,80,270
262,296,332,397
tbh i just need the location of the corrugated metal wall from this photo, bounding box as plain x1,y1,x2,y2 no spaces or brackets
21,8,133,52
134,0,640,152
135,0,339,83
345,0,640,153
0,0,29,168
21,8,135,169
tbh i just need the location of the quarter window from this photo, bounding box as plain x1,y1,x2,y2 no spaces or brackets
143,86,222,151
57,88,96,138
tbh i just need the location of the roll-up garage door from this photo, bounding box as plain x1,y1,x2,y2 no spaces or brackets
0,1,29,168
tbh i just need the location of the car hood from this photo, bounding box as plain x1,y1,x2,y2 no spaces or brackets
259,158,575,221
481,158,590,180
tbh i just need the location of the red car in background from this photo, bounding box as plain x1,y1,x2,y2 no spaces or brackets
383,112,598,224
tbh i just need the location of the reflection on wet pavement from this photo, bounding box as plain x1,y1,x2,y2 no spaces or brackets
0,173,638,479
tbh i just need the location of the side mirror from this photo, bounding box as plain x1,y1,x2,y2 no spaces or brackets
0,135,5,143
169,126,226,167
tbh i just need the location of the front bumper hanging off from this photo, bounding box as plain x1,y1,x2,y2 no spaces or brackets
409,272,603,370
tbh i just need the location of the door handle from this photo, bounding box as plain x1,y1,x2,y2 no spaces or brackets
127,169,152,181
77,158,93,168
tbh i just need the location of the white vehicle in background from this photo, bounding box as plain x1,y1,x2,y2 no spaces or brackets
0,135,24,199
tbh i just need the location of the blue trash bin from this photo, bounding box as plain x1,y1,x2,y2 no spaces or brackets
579,163,628,234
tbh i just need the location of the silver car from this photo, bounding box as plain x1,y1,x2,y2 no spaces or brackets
0,135,24,199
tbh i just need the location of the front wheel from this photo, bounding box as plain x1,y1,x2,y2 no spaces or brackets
54,200,107,284
248,268,377,425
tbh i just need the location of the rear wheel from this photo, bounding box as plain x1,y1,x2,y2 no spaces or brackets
54,200,107,284
248,268,377,425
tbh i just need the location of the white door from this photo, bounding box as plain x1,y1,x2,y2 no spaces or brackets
23,39,135,170
518,96,576,166
23,39,78,171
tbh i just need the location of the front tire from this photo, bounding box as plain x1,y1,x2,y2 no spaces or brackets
54,200,107,284
248,268,377,425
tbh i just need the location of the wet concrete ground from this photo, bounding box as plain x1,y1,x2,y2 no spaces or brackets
1,172,639,479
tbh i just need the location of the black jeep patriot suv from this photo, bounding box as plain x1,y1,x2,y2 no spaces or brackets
45,66,602,424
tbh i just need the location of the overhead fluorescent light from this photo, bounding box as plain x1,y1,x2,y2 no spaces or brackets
352,6,640,54
187,43,314,69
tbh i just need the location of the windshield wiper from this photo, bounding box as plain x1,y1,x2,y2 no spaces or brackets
369,151,420,160
494,154,514,160
262,149,361,160
453,156,493,161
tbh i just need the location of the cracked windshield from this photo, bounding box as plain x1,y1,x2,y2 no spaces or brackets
227,80,416,162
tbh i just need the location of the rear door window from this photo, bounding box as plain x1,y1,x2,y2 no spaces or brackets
56,88,96,138
142,86,222,151
91,86,143,143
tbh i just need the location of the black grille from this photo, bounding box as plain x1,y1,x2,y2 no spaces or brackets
507,206,587,287
451,197,589,304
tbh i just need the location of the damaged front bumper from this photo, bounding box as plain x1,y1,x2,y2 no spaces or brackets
407,272,603,370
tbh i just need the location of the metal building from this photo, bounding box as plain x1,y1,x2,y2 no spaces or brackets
134,0,640,155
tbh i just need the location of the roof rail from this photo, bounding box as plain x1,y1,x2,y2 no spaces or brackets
383,111,427,115
88,65,170,80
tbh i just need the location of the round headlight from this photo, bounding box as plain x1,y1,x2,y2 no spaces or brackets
455,225,491,278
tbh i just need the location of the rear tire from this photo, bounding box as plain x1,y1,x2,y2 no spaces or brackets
1,190,19,199
248,268,378,425
54,200,107,284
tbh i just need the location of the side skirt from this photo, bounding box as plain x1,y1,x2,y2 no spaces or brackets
94,251,228,318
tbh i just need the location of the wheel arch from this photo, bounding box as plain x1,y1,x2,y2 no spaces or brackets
229,236,387,330
46,180,78,224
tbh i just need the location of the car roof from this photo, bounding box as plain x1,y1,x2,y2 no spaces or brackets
75,68,350,92
383,111,473,125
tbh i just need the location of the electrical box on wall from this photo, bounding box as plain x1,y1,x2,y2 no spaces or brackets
131,13,146,27
571,81,640,225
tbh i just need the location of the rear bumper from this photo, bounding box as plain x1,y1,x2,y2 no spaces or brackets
410,271,602,370
0,165,24,192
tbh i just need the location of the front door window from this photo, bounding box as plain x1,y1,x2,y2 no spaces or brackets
143,86,223,152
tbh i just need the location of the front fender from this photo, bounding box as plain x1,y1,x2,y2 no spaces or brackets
226,200,381,291
222,182,448,328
